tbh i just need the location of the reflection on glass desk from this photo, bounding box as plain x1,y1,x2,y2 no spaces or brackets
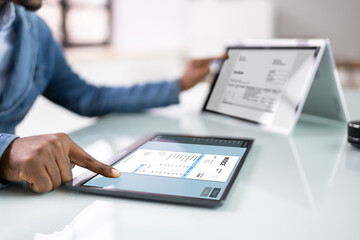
1,88,360,240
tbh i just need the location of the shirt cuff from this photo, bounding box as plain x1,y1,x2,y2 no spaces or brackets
169,79,181,105
0,133,19,189
0,178,9,189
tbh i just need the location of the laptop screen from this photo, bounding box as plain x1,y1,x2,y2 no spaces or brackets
204,46,320,134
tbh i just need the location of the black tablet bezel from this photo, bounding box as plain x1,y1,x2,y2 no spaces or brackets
64,133,253,207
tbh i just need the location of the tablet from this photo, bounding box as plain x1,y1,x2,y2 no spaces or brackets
203,39,346,134
65,134,253,207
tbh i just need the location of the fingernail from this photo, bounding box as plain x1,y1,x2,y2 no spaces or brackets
111,168,121,177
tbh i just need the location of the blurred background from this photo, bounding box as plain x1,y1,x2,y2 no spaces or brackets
17,0,360,136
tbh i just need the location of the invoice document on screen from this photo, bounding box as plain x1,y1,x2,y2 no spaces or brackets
206,48,315,125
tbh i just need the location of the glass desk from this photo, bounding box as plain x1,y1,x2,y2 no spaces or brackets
1,88,360,240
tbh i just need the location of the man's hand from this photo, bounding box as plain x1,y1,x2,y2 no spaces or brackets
180,56,227,91
0,133,120,193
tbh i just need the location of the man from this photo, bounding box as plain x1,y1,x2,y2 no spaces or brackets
0,0,216,192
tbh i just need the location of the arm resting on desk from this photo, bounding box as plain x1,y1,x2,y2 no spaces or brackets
42,40,180,117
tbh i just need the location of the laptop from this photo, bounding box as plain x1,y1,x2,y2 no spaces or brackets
203,39,349,134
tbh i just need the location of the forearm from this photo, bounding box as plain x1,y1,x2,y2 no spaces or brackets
45,75,181,117
43,40,180,116
75,79,181,116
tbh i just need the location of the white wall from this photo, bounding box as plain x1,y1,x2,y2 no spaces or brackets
271,0,360,61
112,0,186,55
112,0,360,61
185,0,274,57
112,0,274,57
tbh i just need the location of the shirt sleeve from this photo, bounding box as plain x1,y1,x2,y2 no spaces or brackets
0,133,19,189
43,39,180,117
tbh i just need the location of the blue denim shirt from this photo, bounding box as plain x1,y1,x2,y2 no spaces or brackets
0,5,180,187
0,2,16,96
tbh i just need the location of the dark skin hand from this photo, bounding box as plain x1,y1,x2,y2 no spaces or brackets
180,58,213,91
0,0,43,11
180,56,228,91
0,133,120,192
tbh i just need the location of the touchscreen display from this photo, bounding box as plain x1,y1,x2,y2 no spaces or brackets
83,135,252,201
204,47,319,131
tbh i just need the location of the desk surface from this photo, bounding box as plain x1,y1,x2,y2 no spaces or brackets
1,88,360,240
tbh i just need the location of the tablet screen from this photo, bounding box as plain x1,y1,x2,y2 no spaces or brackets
204,46,320,133
82,135,253,202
